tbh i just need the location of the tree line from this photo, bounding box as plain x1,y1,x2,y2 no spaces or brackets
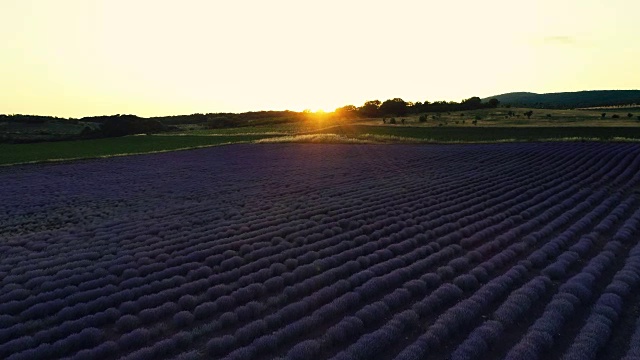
1,96,500,140
335,97,500,118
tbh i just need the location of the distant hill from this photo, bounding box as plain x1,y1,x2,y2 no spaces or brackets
483,90,640,109
0,114,165,143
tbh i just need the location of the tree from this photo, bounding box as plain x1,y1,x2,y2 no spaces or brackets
524,110,533,119
461,97,483,110
601,113,606,118
379,98,408,116
335,105,357,119
628,113,634,118
487,98,500,108
99,115,165,137
358,100,381,117
335,105,356,113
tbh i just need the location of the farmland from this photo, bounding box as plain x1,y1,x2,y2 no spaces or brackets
3,106,640,166
0,135,273,166
303,125,640,143
2,142,640,360
5,124,640,166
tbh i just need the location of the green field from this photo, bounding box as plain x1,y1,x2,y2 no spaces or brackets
3,106,640,166
6,126,640,166
0,134,273,166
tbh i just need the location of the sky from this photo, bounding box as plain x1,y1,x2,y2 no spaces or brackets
1,0,639,118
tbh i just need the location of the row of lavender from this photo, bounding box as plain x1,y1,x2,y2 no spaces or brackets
1,143,640,359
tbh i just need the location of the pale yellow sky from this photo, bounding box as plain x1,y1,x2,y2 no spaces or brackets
1,0,639,117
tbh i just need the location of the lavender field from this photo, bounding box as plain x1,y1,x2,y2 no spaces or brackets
2,143,640,360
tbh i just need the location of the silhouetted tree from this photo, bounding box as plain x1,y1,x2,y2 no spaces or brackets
612,114,620,119
335,105,357,118
371,96,500,114
488,98,500,108
379,98,408,116
628,113,634,118
461,97,483,110
99,115,165,137
336,105,356,112
601,113,606,118
358,100,381,117
524,110,533,119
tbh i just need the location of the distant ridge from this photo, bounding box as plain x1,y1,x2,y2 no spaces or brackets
483,90,640,109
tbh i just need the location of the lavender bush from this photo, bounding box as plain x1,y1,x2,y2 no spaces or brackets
1,143,640,359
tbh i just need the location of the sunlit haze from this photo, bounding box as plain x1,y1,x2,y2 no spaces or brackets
2,0,639,118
